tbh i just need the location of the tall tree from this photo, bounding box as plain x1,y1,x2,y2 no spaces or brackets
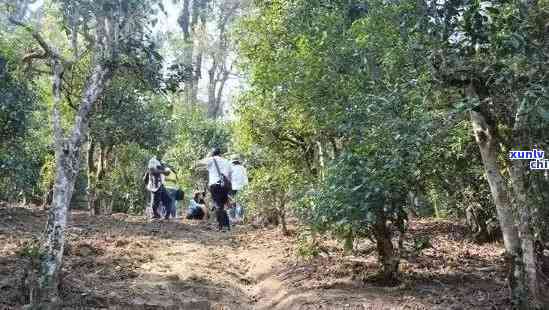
9,0,164,304
87,73,169,215
0,27,43,202
421,0,549,306
206,0,240,118
177,0,208,104
236,0,435,284
173,0,246,117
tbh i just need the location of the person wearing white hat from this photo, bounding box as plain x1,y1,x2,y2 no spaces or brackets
144,155,172,219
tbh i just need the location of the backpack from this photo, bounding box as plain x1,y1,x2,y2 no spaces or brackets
213,158,232,191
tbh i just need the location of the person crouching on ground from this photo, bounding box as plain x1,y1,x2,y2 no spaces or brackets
198,192,209,219
187,191,207,220
202,148,232,231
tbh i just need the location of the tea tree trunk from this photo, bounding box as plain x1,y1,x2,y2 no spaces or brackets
38,61,111,303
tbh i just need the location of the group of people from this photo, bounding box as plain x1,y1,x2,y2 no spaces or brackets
143,148,248,232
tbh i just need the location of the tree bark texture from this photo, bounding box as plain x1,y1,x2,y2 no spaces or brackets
38,60,112,304
467,84,541,309
509,97,543,308
373,207,399,285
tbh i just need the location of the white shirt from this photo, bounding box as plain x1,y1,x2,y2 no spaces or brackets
146,156,170,192
146,172,165,192
231,164,248,190
206,156,232,186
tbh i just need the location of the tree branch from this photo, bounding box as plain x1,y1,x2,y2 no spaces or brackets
60,82,79,111
65,94,78,111
22,50,48,63
219,2,240,32
8,17,64,61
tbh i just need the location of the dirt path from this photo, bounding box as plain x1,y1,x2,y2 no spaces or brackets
1,205,516,309
0,207,299,309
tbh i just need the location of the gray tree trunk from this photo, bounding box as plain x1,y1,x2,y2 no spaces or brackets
207,58,218,116
316,141,325,180
373,206,399,285
87,137,98,215
180,0,207,105
38,60,111,304
37,59,67,305
206,1,239,118
508,98,542,308
191,1,207,103
511,1,544,305
207,58,230,118
467,85,530,308
179,0,196,104
509,160,542,308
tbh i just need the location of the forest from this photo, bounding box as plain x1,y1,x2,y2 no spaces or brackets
0,0,548,309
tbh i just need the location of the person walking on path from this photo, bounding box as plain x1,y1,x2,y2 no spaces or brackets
144,155,172,219
200,148,232,231
228,155,248,223
229,154,248,196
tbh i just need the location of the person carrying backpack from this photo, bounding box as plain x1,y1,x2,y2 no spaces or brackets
201,148,232,231
143,156,172,220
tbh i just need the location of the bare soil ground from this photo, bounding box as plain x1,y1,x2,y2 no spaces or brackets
0,204,518,309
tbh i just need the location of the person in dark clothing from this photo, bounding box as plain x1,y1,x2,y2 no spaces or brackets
210,183,230,228
152,185,171,219
199,148,232,231
165,187,183,218
144,156,172,219
199,192,209,219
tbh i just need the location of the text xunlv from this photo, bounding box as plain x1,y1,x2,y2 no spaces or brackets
509,149,549,170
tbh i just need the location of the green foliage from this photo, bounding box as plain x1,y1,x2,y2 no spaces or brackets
0,37,50,202
106,144,153,214
38,154,55,197
164,104,231,190
422,0,549,244
234,0,537,282
235,0,549,256
295,230,320,260
239,161,303,223
297,152,407,246
236,0,433,245
0,72,36,141
420,121,494,220
90,78,171,150
87,73,172,214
